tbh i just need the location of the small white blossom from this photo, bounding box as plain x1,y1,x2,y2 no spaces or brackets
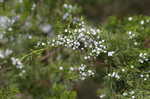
128,31,132,35
31,3,36,10
146,74,149,77
69,67,74,71
128,17,133,21
109,72,120,79
8,27,13,31
130,65,134,68
0,49,13,59
140,20,144,25
0,16,12,29
99,94,106,98
108,51,115,56
131,96,135,99
59,66,63,70
40,24,51,33
11,57,23,69
134,42,138,45
138,52,148,63
129,91,135,95
144,78,147,81
123,92,128,96
140,74,144,78
122,69,125,72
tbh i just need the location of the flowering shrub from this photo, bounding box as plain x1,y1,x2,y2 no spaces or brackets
0,0,150,99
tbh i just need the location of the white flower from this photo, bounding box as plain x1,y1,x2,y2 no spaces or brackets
122,69,125,72
131,96,135,99
108,73,111,76
128,31,132,35
140,20,144,25
139,52,148,63
108,51,115,56
110,72,120,79
63,13,69,20
41,43,45,46
19,73,23,77
123,92,128,96
115,74,120,79
11,57,23,69
134,42,138,45
128,17,133,21
140,74,144,78
139,59,144,62
87,70,94,76
144,78,147,81
64,29,68,32
146,20,149,23
22,70,26,73
129,91,135,95
8,27,12,31
0,49,13,59
111,72,116,77
5,49,13,56
0,53,4,58
80,77,86,80
130,65,134,68
69,67,74,71
59,66,63,70
84,56,88,60
40,24,51,33
63,4,68,8
0,16,11,29
99,94,106,98
31,3,36,10
146,74,149,77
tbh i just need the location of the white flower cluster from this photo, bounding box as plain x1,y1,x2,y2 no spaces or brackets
128,31,136,39
140,73,149,81
51,21,107,58
63,4,73,9
63,4,76,20
31,3,36,10
108,51,115,56
138,52,148,63
59,64,95,80
11,57,26,77
36,41,49,47
39,24,52,33
0,16,11,29
0,16,15,29
108,72,120,79
0,49,13,59
78,64,95,80
11,57,23,69
122,91,136,99
128,17,148,25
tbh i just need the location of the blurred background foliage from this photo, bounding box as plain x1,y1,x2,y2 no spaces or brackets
76,0,150,23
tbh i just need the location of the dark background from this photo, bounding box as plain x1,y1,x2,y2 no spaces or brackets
75,0,150,23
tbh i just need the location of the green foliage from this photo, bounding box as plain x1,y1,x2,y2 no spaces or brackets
0,85,20,99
